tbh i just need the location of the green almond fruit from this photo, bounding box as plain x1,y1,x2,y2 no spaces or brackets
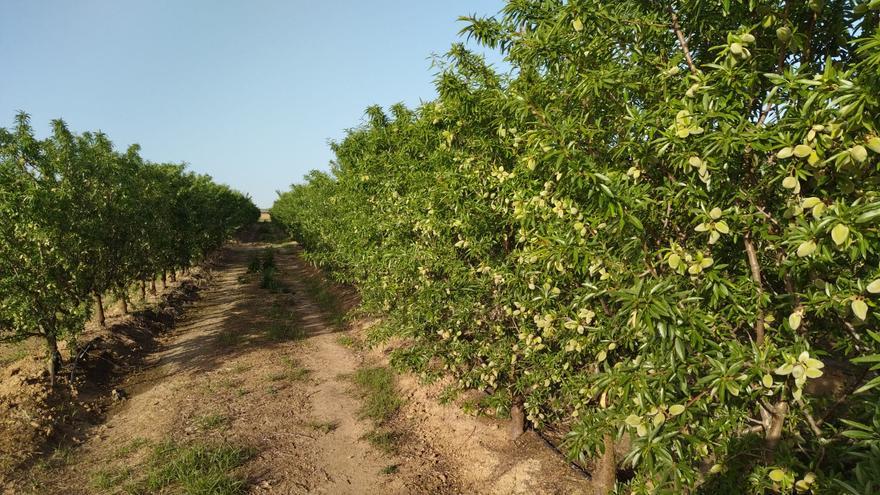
624,414,642,427
852,299,868,320
831,224,850,245
777,147,793,159
794,144,813,158
777,26,792,42
669,404,686,416
782,176,799,189
850,145,868,163
789,312,802,330
867,136,880,154
867,279,880,294
802,197,821,208
797,240,817,257
572,18,584,32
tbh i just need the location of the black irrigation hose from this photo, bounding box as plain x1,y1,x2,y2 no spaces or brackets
534,428,593,480
68,339,97,383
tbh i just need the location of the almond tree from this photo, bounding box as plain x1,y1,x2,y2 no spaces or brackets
273,1,880,492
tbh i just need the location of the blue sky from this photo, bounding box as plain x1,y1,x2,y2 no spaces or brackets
0,0,506,207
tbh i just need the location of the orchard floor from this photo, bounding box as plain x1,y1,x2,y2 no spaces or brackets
8,229,589,495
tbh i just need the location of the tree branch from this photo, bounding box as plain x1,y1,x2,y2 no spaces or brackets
744,234,765,345
668,7,699,75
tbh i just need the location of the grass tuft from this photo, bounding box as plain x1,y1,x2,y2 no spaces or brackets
90,466,133,490
351,367,401,423
144,441,253,495
363,429,400,454
113,437,150,458
194,413,229,431
306,420,339,433
380,464,399,475
217,329,243,348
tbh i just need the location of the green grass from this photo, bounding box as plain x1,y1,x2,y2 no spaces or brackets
362,429,401,454
267,367,309,382
337,334,362,350
266,320,303,341
143,441,253,495
381,464,399,475
264,304,303,341
266,356,310,382
349,366,403,455
217,329,243,348
230,363,251,374
113,437,150,458
32,445,75,473
351,367,401,423
305,420,338,433
0,343,29,367
194,413,229,431
90,466,133,491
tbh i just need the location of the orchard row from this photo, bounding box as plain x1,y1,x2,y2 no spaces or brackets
1,113,259,381
273,2,880,493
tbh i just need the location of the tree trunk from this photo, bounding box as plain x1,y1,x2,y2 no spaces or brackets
162,270,167,289
593,433,617,495
150,278,157,295
119,293,128,314
509,402,525,440
140,280,146,300
45,332,61,386
170,268,177,282
95,293,106,327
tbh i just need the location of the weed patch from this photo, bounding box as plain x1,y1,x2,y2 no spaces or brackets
362,429,400,454
194,413,229,431
143,441,253,495
305,420,339,433
351,367,401,423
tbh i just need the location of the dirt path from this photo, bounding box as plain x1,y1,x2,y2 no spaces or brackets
13,233,589,495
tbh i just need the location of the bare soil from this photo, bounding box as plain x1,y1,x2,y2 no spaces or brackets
2,229,591,494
